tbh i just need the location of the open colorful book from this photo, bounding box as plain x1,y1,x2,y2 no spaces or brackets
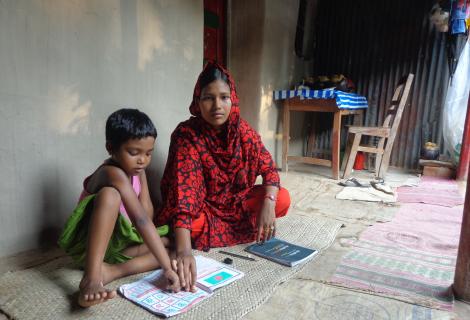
118,255,244,317
245,237,318,267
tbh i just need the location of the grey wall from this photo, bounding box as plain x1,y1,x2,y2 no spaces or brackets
0,0,203,257
228,0,310,166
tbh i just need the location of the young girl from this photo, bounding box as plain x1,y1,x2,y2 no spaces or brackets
59,108,180,307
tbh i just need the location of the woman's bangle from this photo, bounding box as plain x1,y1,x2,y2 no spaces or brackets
264,194,277,202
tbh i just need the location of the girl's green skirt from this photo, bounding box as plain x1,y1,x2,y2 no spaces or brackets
58,194,168,267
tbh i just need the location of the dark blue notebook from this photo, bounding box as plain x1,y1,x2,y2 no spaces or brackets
245,238,318,267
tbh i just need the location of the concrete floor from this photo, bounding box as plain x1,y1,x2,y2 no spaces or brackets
1,165,469,319
246,165,470,320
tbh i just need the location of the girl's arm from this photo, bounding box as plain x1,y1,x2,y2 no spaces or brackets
138,171,154,220
106,167,179,291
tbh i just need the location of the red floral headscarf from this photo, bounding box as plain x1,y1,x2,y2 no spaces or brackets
189,61,240,116
188,61,242,167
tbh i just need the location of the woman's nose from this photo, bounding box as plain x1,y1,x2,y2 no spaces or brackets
213,97,222,110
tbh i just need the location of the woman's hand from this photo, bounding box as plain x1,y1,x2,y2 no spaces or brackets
163,268,181,292
256,198,276,243
175,250,197,292
174,228,197,292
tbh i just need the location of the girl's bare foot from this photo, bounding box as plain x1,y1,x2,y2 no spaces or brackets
78,254,166,307
101,262,121,285
78,274,116,308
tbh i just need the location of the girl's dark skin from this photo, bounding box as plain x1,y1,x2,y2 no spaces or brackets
78,136,180,307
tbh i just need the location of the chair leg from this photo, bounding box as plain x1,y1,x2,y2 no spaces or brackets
378,157,390,179
342,133,362,179
374,137,386,176
378,142,393,178
341,133,353,172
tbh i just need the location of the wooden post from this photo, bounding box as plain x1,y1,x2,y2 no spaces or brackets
453,161,470,301
456,92,470,181
282,100,290,172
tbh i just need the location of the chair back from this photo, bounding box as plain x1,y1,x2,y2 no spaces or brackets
375,74,414,177
382,74,414,131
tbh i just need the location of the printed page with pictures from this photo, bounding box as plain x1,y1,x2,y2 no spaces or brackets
118,255,244,317
195,255,244,292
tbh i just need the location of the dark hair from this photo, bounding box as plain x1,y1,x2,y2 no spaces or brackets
105,108,157,150
199,65,229,91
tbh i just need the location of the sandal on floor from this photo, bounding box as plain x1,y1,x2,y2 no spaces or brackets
370,180,394,195
338,177,370,188
374,177,385,184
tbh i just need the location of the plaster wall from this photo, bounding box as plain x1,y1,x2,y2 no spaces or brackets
228,0,311,166
0,0,203,257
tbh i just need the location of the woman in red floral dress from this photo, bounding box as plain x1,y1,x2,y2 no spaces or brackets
157,62,291,291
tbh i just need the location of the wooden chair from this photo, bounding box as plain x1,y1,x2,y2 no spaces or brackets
342,74,414,179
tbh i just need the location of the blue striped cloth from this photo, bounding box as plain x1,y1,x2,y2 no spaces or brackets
273,88,368,110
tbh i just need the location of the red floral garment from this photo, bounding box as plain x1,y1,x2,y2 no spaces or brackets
157,62,280,251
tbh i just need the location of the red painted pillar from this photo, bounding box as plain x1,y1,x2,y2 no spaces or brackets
453,161,470,301
204,0,227,66
456,92,470,181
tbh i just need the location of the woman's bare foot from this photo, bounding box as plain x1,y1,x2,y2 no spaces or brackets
78,273,116,308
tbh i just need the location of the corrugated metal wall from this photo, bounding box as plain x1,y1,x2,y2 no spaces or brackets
310,0,449,169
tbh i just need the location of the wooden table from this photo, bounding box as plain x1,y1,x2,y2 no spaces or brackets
282,97,364,180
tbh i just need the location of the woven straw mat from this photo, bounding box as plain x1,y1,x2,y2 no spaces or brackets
0,214,341,320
